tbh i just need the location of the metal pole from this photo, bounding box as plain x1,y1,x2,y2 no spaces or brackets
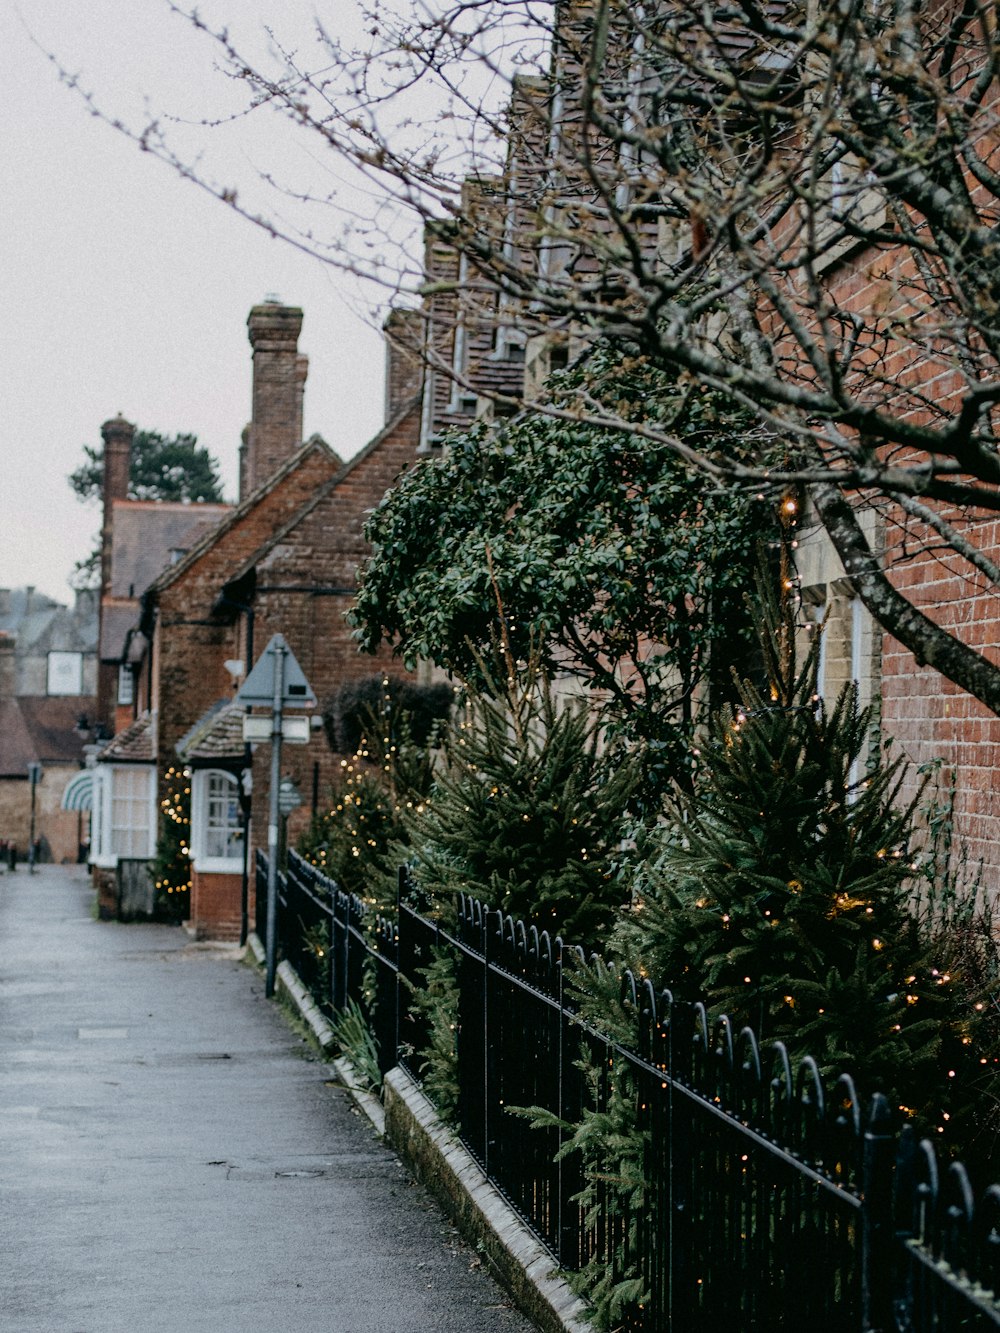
265,642,287,998
238,770,251,948
860,1092,896,1333
28,764,40,874
238,606,254,947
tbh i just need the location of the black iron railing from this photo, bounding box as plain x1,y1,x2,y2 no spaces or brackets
261,851,1000,1332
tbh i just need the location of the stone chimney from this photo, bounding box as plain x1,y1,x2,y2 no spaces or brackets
100,416,135,598
383,308,424,423
242,302,308,498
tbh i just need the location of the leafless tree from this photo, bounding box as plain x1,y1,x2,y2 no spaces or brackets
54,0,1000,711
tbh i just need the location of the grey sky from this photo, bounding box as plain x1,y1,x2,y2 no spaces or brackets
1,0,390,604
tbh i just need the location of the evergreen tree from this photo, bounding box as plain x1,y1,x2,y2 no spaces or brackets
614,570,991,1137
152,763,192,921
410,678,637,947
69,429,224,503
351,349,780,806
69,428,225,588
298,680,440,911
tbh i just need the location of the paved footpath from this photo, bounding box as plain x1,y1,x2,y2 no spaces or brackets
0,865,538,1333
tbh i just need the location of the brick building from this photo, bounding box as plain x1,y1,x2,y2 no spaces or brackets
89,410,233,914
440,6,1000,902
93,299,431,937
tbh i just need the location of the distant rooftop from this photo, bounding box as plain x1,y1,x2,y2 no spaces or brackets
0,586,98,659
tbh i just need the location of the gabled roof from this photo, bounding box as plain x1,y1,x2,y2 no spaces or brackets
0,699,39,776
97,711,155,764
221,394,421,594
18,697,95,765
146,436,341,598
99,603,142,663
0,695,93,776
0,588,98,656
176,699,246,765
109,501,232,600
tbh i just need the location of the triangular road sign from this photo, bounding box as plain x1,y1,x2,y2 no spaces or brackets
235,634,317,708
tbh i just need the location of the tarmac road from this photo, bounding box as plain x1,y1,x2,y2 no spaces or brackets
0,864,538,1333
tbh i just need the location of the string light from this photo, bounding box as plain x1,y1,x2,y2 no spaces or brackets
155,765,192,897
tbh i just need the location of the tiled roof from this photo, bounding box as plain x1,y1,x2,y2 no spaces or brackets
221,395,421,591
109,501,232,600
98,711,155,764
146,437,338,597
0,699,39,777
99,603,142,662
18,697,95,765
176,699,247,765
0,588,98,656
0,695,94,775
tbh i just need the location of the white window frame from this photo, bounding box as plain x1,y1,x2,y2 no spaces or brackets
117,664,135,707
190,768,244,874
91,764,108,864
90,764,156,867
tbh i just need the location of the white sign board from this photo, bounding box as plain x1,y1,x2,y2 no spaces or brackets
242,715,311,745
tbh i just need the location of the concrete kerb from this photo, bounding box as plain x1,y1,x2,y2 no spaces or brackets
256,942,591,1333
246,930,335,1051
382,1070,592,1333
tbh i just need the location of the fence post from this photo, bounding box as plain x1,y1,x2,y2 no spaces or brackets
861,1092,895,1332
334,891,348,1012
556,938,567,1267
484,908,495,1181
392,866,406,1068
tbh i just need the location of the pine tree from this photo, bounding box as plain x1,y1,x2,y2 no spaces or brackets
152,764,192,921
615,569,965,1119
410,679,637,947
298,680,439,912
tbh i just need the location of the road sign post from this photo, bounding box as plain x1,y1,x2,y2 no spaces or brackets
234,634,316,999
27,763,41,875
265,641,286,998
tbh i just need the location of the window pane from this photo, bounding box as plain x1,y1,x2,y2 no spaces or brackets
204,772,243,860
111,767,151,857
117,666,134,706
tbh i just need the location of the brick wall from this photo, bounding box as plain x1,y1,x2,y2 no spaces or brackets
383,309,424,422
879,512,1000,896
817,230,1000,896
154,443,339,765
98,416,135,729
190,867,244,942
149,443,341,937
246,402,423,858
100,416,134,597
0,768,87,865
